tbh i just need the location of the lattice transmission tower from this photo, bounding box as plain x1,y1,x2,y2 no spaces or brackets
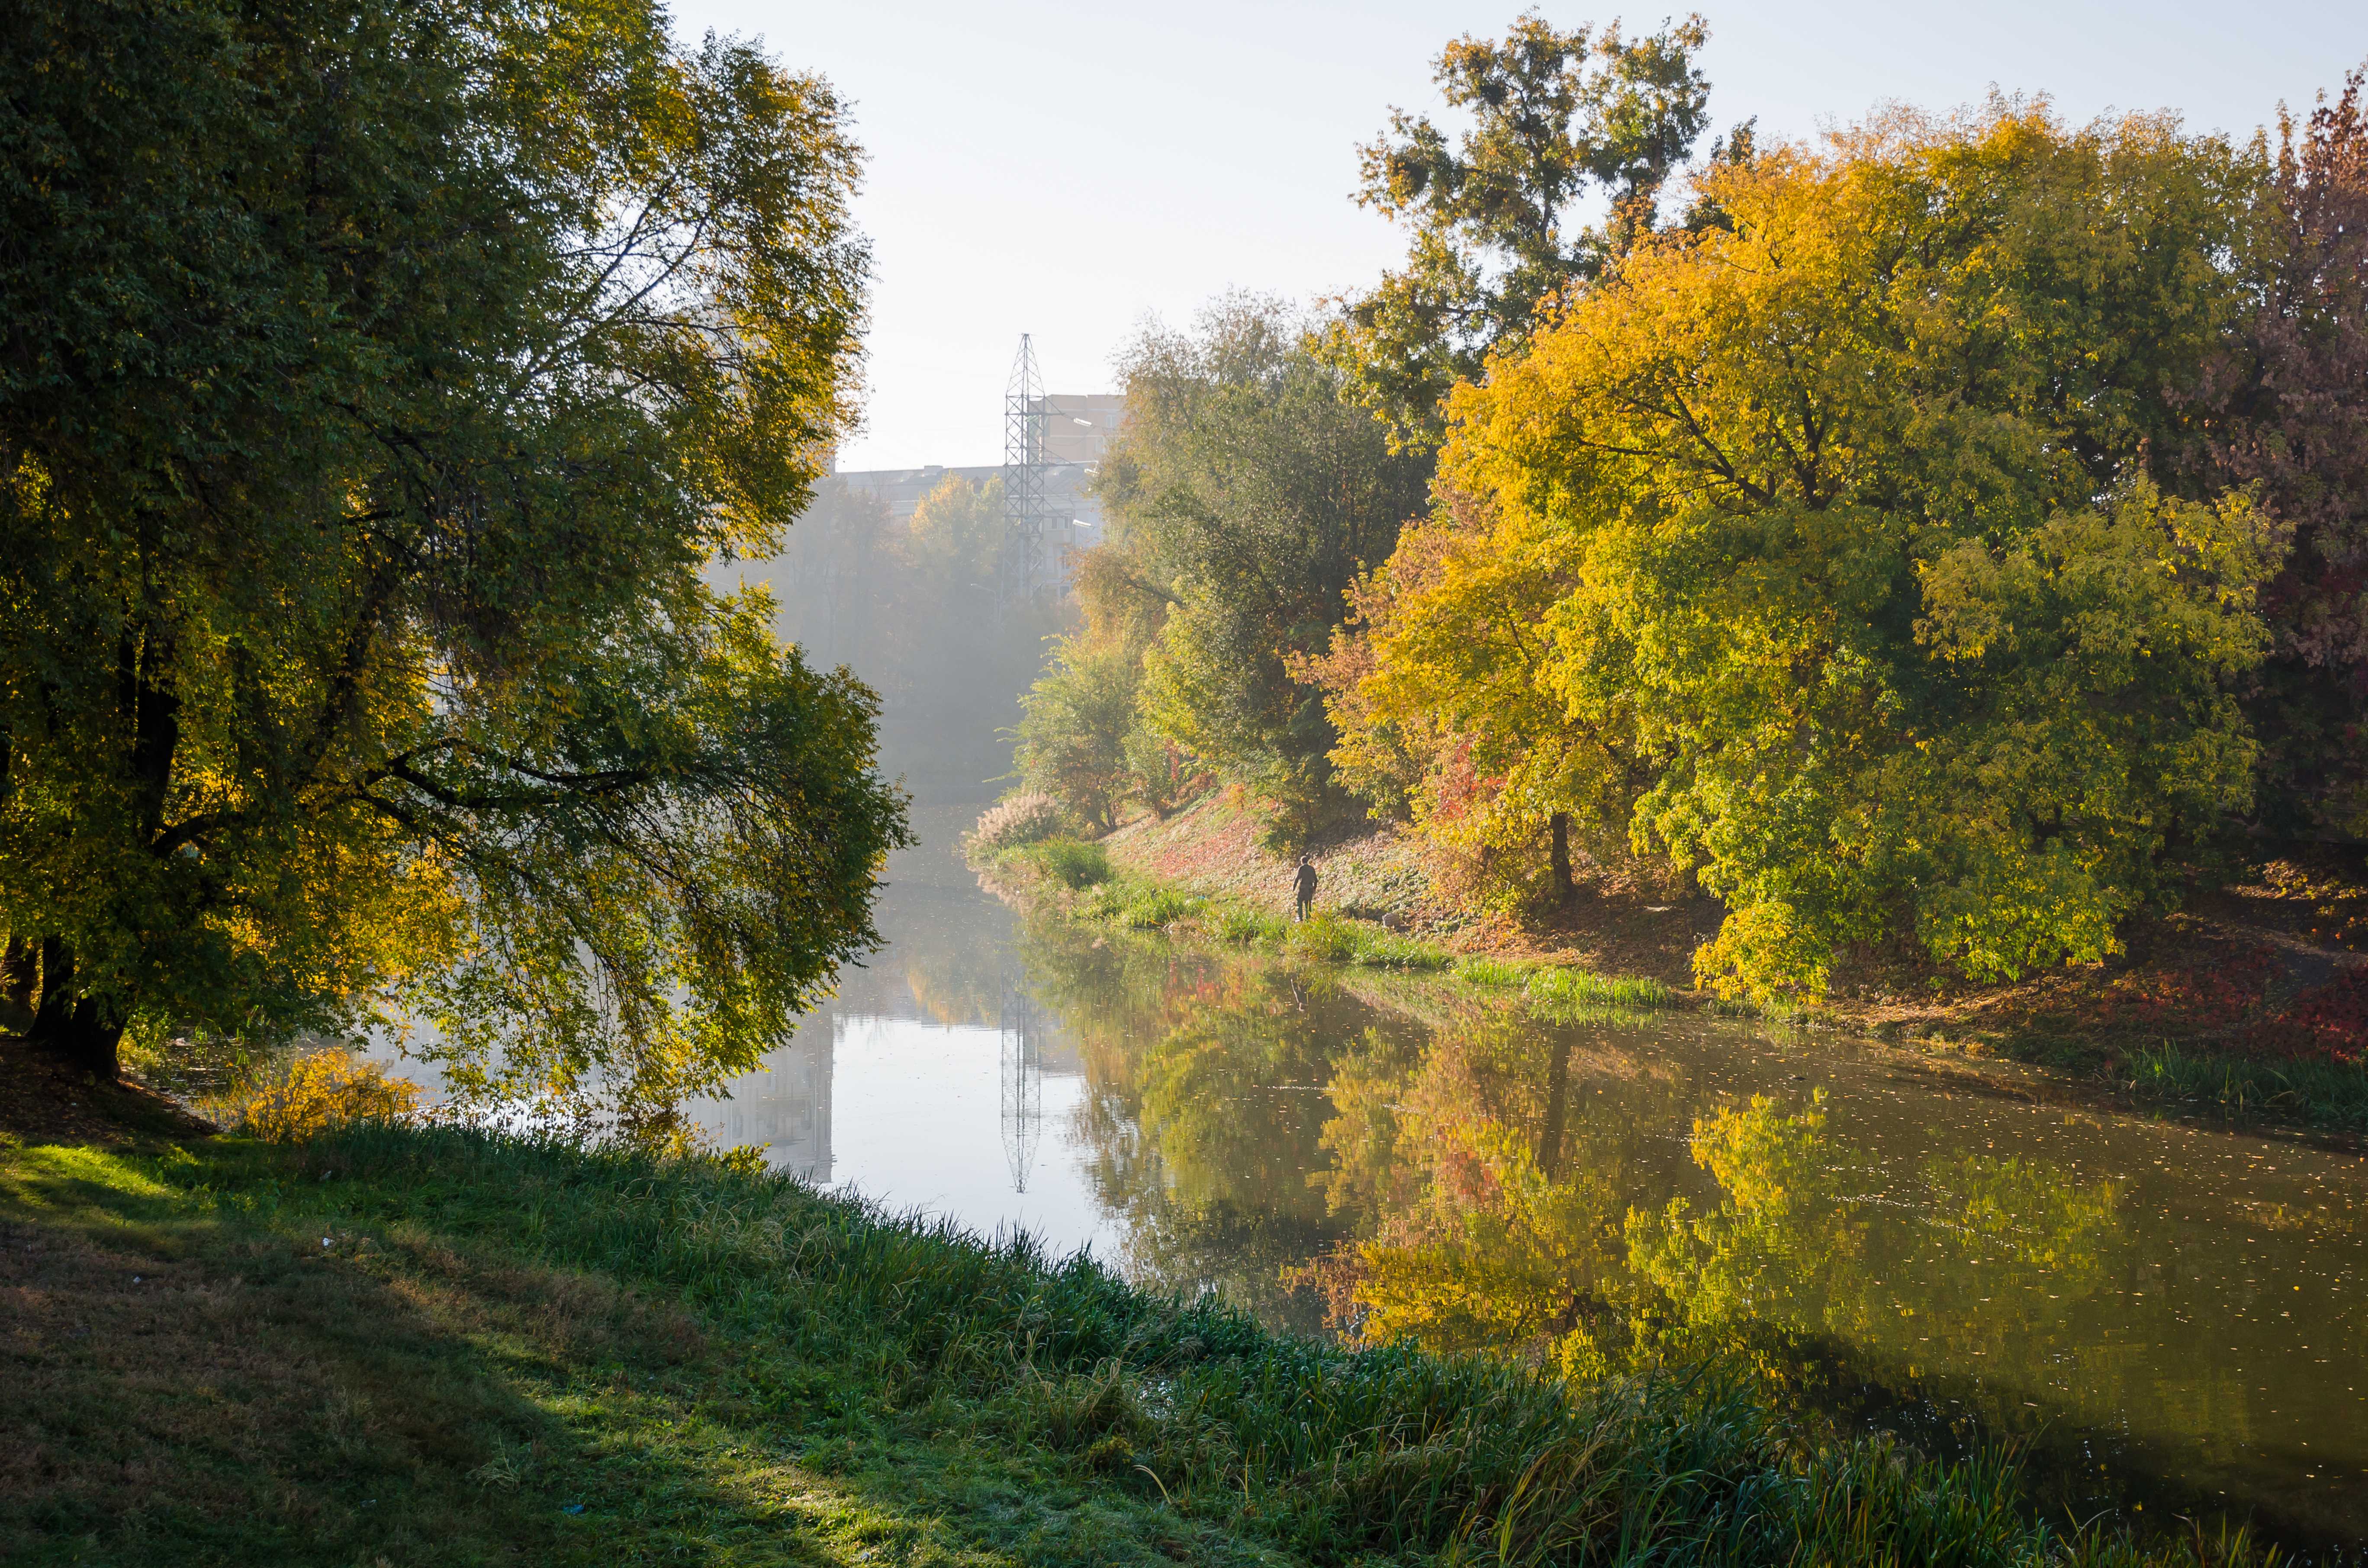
999,988,1044,1193
1001,334,1052,601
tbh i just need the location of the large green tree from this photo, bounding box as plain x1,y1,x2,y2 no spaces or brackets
1076,296,1429,848
1327,10,1714,450
0,0,906,1128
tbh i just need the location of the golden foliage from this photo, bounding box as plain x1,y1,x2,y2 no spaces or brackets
215,1050,421,1143
1327,102,2276,996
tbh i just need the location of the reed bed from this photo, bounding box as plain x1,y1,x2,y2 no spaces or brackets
2126,1043,2368,1131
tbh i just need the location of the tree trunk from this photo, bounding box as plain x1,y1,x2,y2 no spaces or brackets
0,937,35,1032
1548,811,1575,907
27,938,123,1080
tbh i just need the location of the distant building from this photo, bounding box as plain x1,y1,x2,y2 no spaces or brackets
1036,392,1125,467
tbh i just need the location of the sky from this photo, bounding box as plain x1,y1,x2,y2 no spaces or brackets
676,0,2368,472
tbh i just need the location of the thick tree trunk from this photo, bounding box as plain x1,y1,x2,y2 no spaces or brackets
1548,812,1575,907
27,938,123,1080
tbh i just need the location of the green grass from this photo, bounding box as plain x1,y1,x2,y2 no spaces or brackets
1014,836,1112,890
1452,957,1538,988
1525,968,1677,1014
1281,913,1451,970
1001,848,1451,969
1210,905,1288,945
0,1124,2257,1567
2124,1043,2368,1131
1454,959,1678,1019
1001,848,1689,1001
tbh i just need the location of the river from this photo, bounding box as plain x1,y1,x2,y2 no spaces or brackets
676,805,2367,1555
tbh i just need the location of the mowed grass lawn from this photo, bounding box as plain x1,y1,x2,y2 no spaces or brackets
1,1121,2252,1568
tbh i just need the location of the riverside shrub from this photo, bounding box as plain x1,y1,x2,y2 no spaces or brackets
966,793,1073,855
1020,839,1112,891
214,1049,421,1142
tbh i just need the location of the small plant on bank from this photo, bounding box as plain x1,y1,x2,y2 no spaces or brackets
965,791,1075,858
1455,956,1537,987
1017,837,1110,890
1344,926,1452,970
1283,913,1359,963
1528,967,1676,1012
1116,887,1195,929
207,1047,421,1141
1211,905,1287,944
2127,1043,2368,1130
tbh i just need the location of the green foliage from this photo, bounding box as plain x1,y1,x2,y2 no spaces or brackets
1108,886,1195,930
1017,296,1428,850
1282,913,1361,964
1277,913,1450,969
1338,104,2277,1000
1348,929,1451,970
1012,638,1143,833
1453,957,1673,1010
0,0,907,1116
965,791,1074,855
1526,968,1676,1013
1325,12,1714,449
2126,1043,2368,1130
1210,905,1288,944
1018,838,1112,892
1455,957,1538,988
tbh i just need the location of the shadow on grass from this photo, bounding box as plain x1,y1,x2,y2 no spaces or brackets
0,1137,1189,1568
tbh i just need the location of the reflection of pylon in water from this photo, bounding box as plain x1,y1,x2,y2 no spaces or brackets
1000,990,1043,1192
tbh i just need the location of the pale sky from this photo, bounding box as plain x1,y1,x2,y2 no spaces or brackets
677,0,2368,472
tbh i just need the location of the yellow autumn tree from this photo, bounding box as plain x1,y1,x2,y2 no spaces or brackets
1327,102,2278,999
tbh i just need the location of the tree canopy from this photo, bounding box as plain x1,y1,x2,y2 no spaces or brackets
1323,104,2279,998
1326,10,1713,450
0,0,906,1131
2192,69,2368,839
1017,297,1429,848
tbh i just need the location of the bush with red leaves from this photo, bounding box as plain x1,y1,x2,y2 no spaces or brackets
2093,943,2281,1031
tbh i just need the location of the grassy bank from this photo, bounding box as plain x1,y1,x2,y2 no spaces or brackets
972,801,2368,1137
1,1118,2262,1567
975,834,1678,1017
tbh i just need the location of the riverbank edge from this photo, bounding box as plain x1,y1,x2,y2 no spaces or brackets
967,799,2368,1140
0,1112,2263,1567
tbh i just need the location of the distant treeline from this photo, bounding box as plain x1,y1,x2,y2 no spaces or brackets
1013,15,2368,1003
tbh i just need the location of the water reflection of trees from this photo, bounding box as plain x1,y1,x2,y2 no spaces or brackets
1343,1071,2123,1396
994,919,2368,1542
1014,915,2127,1407
1017,920,1401,1327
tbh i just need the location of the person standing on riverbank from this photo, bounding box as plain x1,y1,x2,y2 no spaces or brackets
1294,856,1317,922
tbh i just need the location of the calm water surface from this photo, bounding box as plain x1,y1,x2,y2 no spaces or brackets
679,807,2364,1553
